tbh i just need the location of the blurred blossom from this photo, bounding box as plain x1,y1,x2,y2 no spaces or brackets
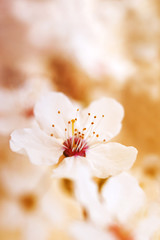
0,0,160,239
12,0,136,80
10,92,137,179
71,171,160,240
131,155,160,201
0,76,52,135
0,141,82,240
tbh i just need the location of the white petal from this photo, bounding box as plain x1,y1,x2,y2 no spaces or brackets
74,167,112,227
52,156,90,179
10,127,62,165
70,222,114,240
87,142,137,178
81,97,124,141
23,215,50,240
34,92,77,138
102,172,146,223
135,217,160,240
134,203,160,240
75,167,99,205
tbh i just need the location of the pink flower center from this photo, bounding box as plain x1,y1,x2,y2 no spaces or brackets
108,225,134,240
63,137,88,157
23,107,34,118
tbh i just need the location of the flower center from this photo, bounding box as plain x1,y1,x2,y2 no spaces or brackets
19,193,37,212
50,108,108,158
63,136,88,157
108,225,134,240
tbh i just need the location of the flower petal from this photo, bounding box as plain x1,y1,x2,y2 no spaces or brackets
134,204,160,240
52,156,90,179
10,127,62,165
34,92,77,138
74,167,112,226
70,222,114,240
81,97,124,141
86,142,137,178
102,172,146,223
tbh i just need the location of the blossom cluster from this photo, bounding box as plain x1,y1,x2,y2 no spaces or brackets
1,1,160,238
8,91,160,240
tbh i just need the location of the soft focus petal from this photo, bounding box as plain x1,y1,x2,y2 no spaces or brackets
70,222,114,240
81,97,124,141
134,203,160,240
52,157,90,179
102,172,146,223
74,167,111,226
34,92,77,138
87,142,137,178
10,127,62,165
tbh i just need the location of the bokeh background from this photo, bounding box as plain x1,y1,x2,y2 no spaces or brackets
0,0,160,239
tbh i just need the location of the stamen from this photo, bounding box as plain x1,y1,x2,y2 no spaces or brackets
94,116,96,118
71,119,75,136
50,133,54,137
83,121,95,140
58,111,60,114
90,114,105,135
52,124,55,127
76,137,82,150
88,113,91,116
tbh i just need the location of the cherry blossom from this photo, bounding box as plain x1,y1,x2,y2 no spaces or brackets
10,92,137,179
71,171,160,240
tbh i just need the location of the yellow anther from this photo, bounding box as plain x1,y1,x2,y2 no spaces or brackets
68,121,71,124
58,111,60,114
83,128,86,131
91,122,94,125
78,132,81,135
52,124,55,127
71,119,75,136
75,129,77,132
88,113,91,116
102,115,104,117
50,133,54,137
93,131,95,134
96,134,99,137
77,109,79,111
75,118,77,121
94,116,96,118
65,128,67,131
103,139,106,142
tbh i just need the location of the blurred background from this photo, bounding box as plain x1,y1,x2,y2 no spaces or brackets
0,0,160,239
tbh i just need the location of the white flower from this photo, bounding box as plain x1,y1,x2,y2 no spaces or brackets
0,157,81,240
71,171,160,240
10,92,137,179
0,76,52,135
74,170,146,226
